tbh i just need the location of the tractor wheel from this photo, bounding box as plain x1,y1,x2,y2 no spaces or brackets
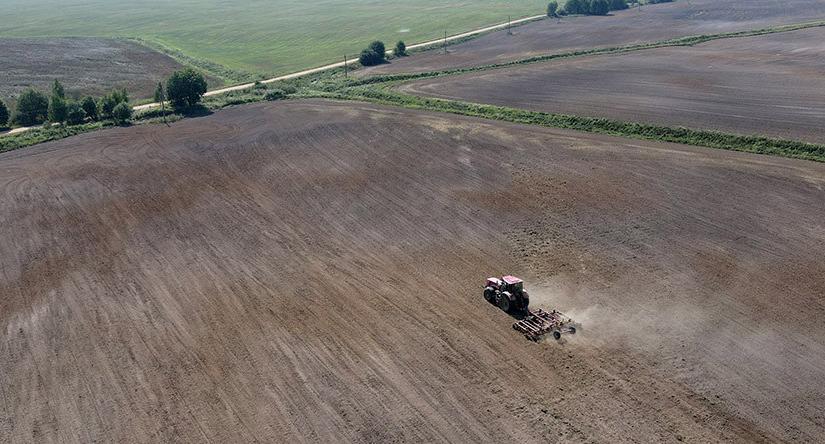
483,287,495,304
552,331,562,340
569,326,577,335
497,294,510,313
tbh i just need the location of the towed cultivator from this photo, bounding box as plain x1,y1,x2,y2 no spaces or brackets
484,275,577,341
512,309,577,341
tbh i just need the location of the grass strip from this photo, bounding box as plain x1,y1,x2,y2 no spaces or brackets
341,88,825,163
0,122,107,153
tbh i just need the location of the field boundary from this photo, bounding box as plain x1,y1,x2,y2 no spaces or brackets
4,19,825,164
329,88,825,163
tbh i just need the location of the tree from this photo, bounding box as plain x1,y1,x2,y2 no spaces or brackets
359,49,383,66
588,0,611,15
153,82,165,103
547,1,558,16
98,89,128,119
359,41,386,66
0,100,8,128
48,80,67,123
112,102,132,125
608,0,629,10
154,81,167,122
369,41,385,56
65,101,86,125
564,0,587,14
394,40,407,56
51,79,65,100
166,68,207,110
13,88,49,126
111,89,128,104
81,96,98,121
98,95,118,119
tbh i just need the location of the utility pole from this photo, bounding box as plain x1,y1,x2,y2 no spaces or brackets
443,30,447,54
507,15,512,35
344,55,348,78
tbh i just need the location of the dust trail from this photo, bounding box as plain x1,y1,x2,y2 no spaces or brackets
528,274,825,390
526,275,708,350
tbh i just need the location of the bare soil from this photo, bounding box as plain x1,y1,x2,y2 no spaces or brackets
1,100,824,443
0,37,222,103
398,27,825,144
364,0,825,76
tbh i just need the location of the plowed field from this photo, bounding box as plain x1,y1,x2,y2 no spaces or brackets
364,0,825,75
0,38,221,102
2,101,824,442
398,27,825,143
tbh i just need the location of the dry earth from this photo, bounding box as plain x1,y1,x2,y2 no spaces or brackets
0,37,222,103
363,0,825,75
1,100,824,443
398,27,825,144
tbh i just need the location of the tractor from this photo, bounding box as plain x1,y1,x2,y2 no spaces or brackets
483,275,530,313
483,276,578,341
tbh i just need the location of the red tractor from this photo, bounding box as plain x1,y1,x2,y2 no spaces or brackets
484,276,578,341
483,275,530,313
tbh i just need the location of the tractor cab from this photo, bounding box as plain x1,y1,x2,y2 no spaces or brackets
485,277,503,289
483,275,529,313
501,275,523,294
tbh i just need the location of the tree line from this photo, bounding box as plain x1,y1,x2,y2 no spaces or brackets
0,67,208,129
359,40,407,67
548,0,631,17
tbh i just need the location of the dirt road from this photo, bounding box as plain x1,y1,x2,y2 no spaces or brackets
2,100,824,442
0,13,544,137
399,27,825,144
131,14,545,112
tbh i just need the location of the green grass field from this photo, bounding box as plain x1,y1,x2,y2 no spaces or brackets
1,0,547,78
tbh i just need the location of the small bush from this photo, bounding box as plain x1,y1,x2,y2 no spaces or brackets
264,89,286,101
65,101,86,125
81,96,98,121
547,1,558,16
13,88,49,126
112,102,132,125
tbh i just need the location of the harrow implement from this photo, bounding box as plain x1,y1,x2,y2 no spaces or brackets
513,309,577,341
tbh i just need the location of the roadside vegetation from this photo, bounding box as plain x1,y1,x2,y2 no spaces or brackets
4,20,825,164
549,0,629,17
0,69,209,153
359,41,388,67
